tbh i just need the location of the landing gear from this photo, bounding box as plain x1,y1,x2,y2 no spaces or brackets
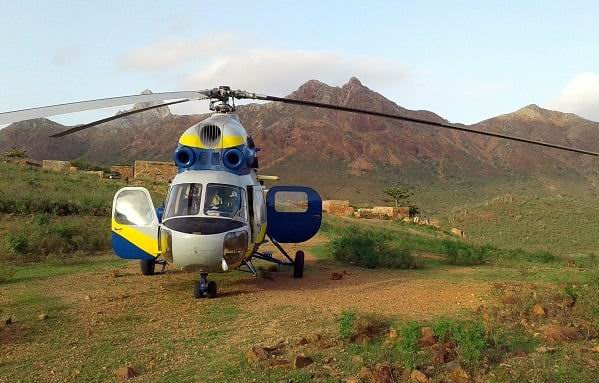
194,273,217,299
293,250,304,279
140,259,155,275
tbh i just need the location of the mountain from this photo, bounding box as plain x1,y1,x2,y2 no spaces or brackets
2,79,599,211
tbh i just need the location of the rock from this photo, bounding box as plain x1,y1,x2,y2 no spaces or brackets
115,366,137,381
535,346,557,353
268,358,290,368
410,369,429,383
351,355,363,365
449,367,470,383
38,313,48,321
451,228,465,237
246,346,269,363
542,324,582,343
331,272,343,280
420,327,436,347
292,354,313,369
84,295,91,301
531,303,546,317
388,328,398,338
431,344,448,364
110,270,121,278
296,337,309,346
374,363,393,383
345,378,359,383
513,348,526,357
3,316,12,325
592,345,599,353
353,334,371,345
358,367,372,380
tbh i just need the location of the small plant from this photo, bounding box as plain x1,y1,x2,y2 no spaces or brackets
396,321,421,368
452,321,487,366
339,310,357,339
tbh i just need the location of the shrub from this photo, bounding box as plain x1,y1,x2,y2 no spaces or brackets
328,227,419,269
5,234,30,255
442,240,487,265
339,310,357,339
452,321,487,366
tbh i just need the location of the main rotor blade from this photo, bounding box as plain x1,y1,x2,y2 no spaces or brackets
252,94,599,157
50,99,191,137
0,91,208,125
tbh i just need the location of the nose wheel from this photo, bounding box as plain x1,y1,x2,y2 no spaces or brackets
194,273,218,299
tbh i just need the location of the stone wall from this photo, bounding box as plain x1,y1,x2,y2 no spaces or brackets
134,160,177,182
111,165,134,180
322,200,355,217
42,160,71,172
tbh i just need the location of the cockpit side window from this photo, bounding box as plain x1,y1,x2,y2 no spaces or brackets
204,184,246,221
163,183,203,219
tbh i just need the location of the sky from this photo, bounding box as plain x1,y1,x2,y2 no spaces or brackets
1,0,599,126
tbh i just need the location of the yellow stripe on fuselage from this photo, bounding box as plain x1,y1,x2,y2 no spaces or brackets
111,219,159,257
179,134,246,149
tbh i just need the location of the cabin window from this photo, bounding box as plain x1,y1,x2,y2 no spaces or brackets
204,184,246,221
274,191,308,213
163,183,203,219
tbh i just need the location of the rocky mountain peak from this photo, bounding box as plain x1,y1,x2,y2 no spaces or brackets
125,89,172,120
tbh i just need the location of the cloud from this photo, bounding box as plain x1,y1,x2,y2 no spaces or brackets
52,46,82,66
547,72,599,121
117,35,410,97
117,34,241,71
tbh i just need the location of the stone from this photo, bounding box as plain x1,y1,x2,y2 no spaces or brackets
410,369,428,383
296,337,309,346
3,316,12,325
451,228,465,237
111,270,121,278
449,367,470,383
542,324,582,343
353,334,371,345
84,295,91,301
431,344,448,364
115,366,137,381
246,346,269,363
531,303,546,317
388,328,398,338
331,272,343,280
307,333,322,343
38,313,48,321
293,354,314,369
351,355,363,365
345,378,359,383
420,327,436,347
373,363,393,383
358,367,372,380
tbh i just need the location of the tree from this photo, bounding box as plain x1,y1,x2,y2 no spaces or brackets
382,185,412,207
3,146,27,158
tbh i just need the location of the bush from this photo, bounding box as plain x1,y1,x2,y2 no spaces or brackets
328,227,420,269
5,234,30,255
442,240,487,265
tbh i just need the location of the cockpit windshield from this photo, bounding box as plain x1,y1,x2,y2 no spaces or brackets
204,184,245,220
163,183,202,219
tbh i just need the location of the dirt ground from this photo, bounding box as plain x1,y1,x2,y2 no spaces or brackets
1,236,491,382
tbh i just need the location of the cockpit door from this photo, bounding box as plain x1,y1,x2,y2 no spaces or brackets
266,186,322,243
111,187,161,260
250,185,267,243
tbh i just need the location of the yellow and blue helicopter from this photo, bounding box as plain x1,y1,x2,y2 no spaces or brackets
2,86,597,298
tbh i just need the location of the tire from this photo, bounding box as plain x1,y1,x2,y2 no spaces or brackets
293,250,304,279
193,282,202,299
140,259,156,276
206,281,218,299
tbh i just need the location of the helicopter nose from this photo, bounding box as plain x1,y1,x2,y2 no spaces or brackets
169,231,225,273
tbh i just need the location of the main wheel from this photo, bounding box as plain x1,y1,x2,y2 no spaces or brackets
206,281,218,299
293,250,305,279
140,259,156,276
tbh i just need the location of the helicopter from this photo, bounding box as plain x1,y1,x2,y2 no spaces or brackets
2,85,598,298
